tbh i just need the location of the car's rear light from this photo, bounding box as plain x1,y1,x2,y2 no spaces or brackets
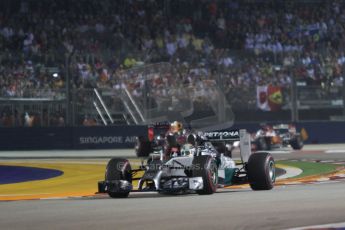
148,127,154,141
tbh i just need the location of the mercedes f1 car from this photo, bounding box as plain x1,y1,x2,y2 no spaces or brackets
253,124,304,151
98,128,276,198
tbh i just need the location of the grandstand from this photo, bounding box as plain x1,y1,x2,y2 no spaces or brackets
1,0,345,127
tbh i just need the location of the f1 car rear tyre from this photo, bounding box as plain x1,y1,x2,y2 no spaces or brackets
105,158,132,198
247,152,275,190
135,136,152,157
212,142,232,157
256,137,270,151
192,155,218,195
290,135,303,150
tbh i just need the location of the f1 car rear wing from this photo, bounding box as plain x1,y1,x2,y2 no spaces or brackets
204,129,252,163
204,130,240,141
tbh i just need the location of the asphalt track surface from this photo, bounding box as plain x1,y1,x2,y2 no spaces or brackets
1,144,345,230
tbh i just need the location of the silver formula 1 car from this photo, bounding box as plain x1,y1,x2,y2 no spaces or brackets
98,129,276,198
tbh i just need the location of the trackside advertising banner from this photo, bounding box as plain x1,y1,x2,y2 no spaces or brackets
0,126,147,150
73,126,147,149
256,85,283,111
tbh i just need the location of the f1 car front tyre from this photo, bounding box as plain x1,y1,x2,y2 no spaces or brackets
192,155,218,195
290,135,303,150
105,158,132,198
247,152,275,190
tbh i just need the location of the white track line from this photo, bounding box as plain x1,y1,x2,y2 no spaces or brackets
288,221,345,230
277,165,303,180
325,150,345,154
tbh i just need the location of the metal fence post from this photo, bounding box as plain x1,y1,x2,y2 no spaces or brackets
65,55,72,126
290,66,298,122
343,66,345,119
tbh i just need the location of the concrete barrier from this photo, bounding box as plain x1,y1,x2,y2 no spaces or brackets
0,122,344,150
232,121,345,144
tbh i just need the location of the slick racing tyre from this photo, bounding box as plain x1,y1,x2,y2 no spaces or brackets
192,155,218,195
212,142,232,157
247,152,275,190
135,136,152,157
290,135,304,150
256,137,270,151
105,158,132,198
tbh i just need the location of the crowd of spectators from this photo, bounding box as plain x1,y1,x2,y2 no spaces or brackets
1,0,345,126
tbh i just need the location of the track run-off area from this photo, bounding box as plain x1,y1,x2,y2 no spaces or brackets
1,144,345,229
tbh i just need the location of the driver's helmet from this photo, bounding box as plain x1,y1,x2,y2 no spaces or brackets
180,143,195,156
261,124,272,132
170,121,183,134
